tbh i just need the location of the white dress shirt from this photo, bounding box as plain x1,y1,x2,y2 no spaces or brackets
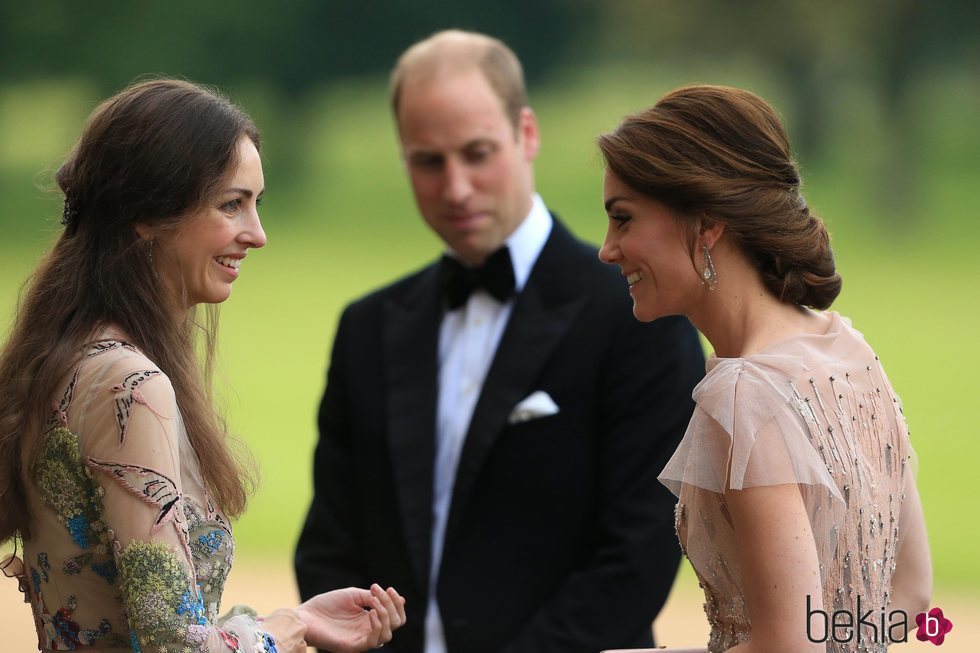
424,194,552,653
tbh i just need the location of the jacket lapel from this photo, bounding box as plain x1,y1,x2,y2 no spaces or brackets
384,264,442,589
444,221,587,544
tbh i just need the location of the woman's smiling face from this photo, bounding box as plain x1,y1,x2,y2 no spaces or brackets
598,171,701,322
155,136,267,311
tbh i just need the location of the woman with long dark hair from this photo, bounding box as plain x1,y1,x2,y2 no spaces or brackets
0,79,404,653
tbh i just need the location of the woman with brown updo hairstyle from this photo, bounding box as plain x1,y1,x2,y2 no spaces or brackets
598,85,931,652
0,78,404,653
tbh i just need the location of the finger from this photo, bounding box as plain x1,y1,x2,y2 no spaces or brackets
379,625,393,645
368,609,384,648
386,587,407,627
373,584,400,628
371,595,393,642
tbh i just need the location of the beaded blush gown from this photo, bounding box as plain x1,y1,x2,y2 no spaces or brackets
659,312,916,653
6,338,275,652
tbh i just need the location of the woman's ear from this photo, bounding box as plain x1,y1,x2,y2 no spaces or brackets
134,223,155,241
699,218,726,250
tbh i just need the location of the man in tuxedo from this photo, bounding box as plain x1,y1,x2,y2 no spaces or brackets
295,30,705,653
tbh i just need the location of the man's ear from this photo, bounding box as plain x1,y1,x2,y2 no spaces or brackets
518,106,540,161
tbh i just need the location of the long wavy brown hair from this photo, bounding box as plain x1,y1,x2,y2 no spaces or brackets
0,79,258,543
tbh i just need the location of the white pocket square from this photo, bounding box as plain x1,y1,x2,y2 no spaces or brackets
507,390,559,425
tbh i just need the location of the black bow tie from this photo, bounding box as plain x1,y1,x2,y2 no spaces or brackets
440,247,516,310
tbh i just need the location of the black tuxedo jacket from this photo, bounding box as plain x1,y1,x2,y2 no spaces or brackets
295,218,705,653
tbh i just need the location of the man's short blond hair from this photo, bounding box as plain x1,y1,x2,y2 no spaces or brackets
390,30,528,129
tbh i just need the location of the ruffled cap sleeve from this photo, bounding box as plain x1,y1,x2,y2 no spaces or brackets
659,353,844,502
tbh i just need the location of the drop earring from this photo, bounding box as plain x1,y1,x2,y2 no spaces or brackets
147,240,160,280
701,245,717,291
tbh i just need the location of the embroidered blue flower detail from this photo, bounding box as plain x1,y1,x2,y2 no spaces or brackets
262,632,279,653
68,513,91,548
197,529,224,555
31,568,41,594
37,552,51,577
129,629,142,652
176,588,208,626
52,607,83,647
91,560,118,584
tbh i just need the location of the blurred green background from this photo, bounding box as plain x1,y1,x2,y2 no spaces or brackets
2,0,977,599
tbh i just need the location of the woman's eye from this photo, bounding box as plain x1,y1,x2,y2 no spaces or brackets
222,198,242,213
611,214,631,227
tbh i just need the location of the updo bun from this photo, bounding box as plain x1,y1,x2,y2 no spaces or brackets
598,84,842,309
763,209,842,310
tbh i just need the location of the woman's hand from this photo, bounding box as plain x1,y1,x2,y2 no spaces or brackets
297,583,407,652
262,607,308,653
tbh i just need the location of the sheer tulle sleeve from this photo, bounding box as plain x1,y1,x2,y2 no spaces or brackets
659,354,846,579
70,348,275,653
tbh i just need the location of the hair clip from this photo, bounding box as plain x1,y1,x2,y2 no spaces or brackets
61,191,78,228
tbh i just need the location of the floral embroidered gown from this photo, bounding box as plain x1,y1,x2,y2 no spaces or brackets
659,313,917,653
13,339,277,652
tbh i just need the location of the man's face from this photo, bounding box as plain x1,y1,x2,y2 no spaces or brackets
396,68,539,266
